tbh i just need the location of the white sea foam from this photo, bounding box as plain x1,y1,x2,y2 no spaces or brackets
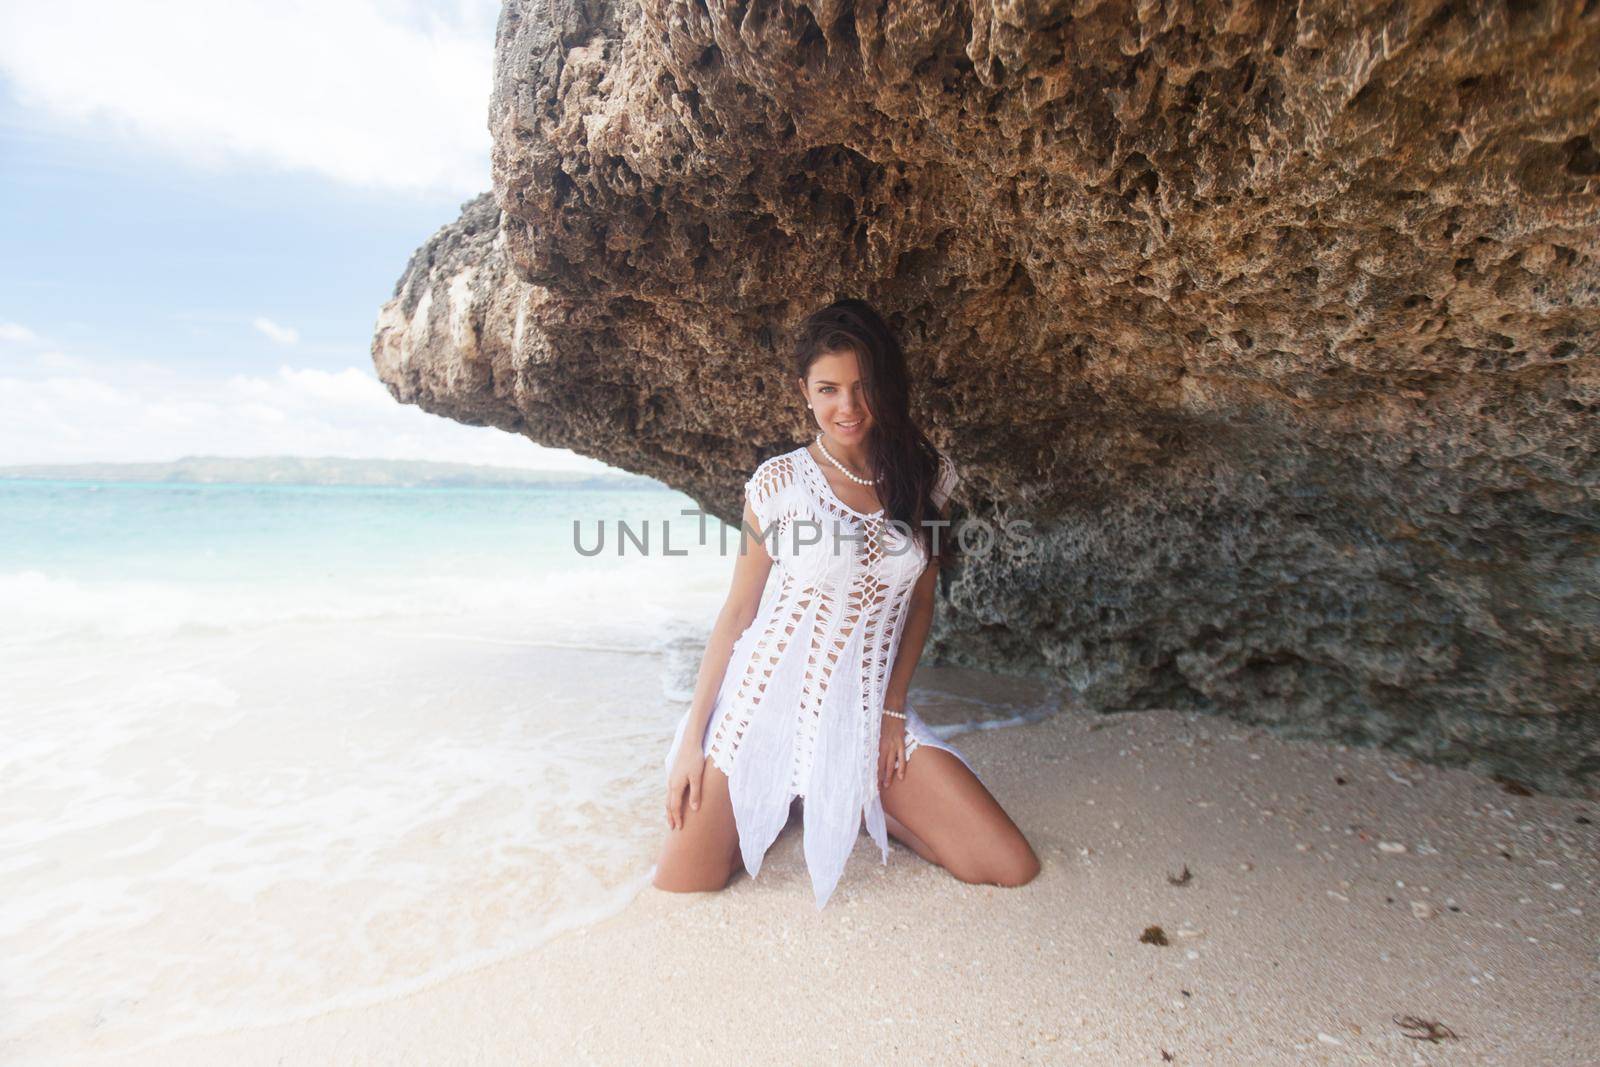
0,552,731,649
0,546,734,1062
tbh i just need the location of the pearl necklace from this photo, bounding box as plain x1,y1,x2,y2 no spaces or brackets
815,432,875,484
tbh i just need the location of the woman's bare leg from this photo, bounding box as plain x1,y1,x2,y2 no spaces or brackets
880,746,1040,887
652,760,743,893
883,809,939,864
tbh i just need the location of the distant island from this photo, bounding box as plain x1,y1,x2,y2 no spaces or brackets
0,455,669,490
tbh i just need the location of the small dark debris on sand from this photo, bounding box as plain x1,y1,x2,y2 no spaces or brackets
1393,1015,1460,1042
1139,925,1169,946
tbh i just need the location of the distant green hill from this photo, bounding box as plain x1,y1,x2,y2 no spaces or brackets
0,455,668,490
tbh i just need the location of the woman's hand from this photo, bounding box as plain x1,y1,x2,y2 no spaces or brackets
878,713,908,789
665,747,707,830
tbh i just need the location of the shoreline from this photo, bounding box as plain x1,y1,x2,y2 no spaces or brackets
61,705,1596,1066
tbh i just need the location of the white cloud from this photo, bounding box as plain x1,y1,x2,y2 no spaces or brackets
0,324,92,372
252,317,301,346
0,0,500,196
0,360,615,473
33,351,94,372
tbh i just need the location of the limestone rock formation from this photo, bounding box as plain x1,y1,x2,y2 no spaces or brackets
373,0,1600,796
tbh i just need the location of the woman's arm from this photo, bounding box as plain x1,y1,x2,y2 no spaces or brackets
882,558,940,714
884,474,957,713
680,499,774,742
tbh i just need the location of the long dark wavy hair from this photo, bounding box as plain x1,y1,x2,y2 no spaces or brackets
791,298,957,570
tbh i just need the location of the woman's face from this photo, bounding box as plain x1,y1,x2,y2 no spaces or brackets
799,349,874,444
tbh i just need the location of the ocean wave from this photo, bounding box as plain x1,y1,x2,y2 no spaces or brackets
0,563,728,648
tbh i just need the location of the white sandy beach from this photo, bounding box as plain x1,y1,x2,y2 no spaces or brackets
76,703,1596,1066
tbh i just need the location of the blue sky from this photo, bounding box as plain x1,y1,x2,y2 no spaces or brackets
0,0,611,472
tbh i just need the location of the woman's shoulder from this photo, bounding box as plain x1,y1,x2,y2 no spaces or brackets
744,446,807,519
748,445,806,483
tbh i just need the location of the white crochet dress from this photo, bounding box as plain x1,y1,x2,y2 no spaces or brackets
663,444,984,909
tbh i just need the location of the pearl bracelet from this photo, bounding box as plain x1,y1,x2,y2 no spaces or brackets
882,709,906,720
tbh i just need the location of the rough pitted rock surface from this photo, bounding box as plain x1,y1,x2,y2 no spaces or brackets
373,1,1600,797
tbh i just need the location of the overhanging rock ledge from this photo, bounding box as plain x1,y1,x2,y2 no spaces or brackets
374,1,1600,797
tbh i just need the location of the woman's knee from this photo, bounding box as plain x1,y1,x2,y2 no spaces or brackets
946,841,1040,888
652,861,737,894
994,844,1041,887
652,873,729,894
